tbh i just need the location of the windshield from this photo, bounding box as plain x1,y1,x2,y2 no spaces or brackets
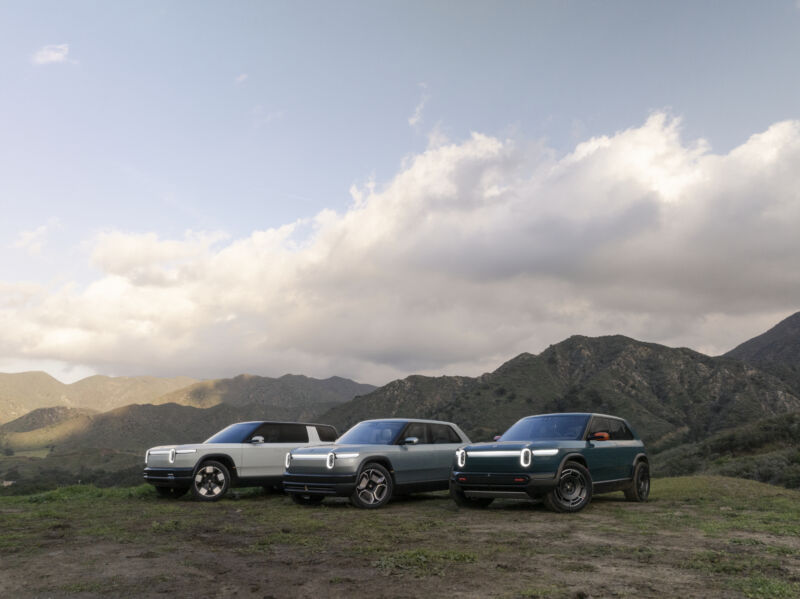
337,420,406,445
204,422,260,444
500,414,590,442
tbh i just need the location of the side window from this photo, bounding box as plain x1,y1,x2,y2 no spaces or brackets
587,417,613,438
253,423,281,442
278,424,309,443
316,425,338,442
401,422,429,444
430,424,461,444
612,420,634,441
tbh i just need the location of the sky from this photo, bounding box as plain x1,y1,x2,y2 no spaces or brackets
2,1,800,384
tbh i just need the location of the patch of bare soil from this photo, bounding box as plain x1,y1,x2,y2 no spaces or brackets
1,486,799,598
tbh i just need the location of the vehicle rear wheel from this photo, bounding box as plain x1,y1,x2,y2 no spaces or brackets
154,486,188,499
290,493,325,506
449,481,494,508
543,461,593,513
191,460,230,502
624,461,650,502
350,463,393,509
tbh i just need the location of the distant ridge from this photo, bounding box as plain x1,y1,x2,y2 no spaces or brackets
724,311,800,394
0,372,198,424
320,335,800,446
153,373,376,412
725,311,800,364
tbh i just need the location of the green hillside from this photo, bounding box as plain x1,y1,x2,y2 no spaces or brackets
654,412,800,488
0,372,198,424
0,401,341,493
321,335,800,447
725,311,800,396
152,373,376,411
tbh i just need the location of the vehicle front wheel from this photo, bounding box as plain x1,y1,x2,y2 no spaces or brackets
290,493,324,506
155,486,188,499
350,463,393,509
543,461,593,513
624,461,650,502
191,460,231,502
449,482,494,508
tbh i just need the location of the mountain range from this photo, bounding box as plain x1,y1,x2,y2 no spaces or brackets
318,335,800,448
1,310,799,492
0,372,198,425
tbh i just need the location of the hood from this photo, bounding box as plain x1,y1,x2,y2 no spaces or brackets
463,440,565,452
291,443,369,455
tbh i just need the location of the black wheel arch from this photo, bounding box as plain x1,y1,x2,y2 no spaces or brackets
557,452,588,477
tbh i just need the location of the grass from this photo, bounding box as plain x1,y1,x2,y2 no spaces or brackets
0,476,798,598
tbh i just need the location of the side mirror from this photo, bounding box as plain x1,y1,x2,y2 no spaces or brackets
493,435,502,442
251,436,265,444
403,437,419,445
588,432,610,442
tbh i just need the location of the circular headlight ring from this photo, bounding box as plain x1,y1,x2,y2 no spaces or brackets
456,448,466,468
326,452,335,470
520,448,532,468
285,452,292,469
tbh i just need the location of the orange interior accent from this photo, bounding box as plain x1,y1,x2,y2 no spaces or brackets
593,432,610,441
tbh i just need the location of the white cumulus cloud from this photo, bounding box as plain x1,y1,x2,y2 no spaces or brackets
12,218,61,255
31,44,74,65
2,113,800,383
408,83,429,128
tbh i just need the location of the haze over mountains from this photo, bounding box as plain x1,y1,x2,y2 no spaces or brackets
1,311,799,492
0,373,198,425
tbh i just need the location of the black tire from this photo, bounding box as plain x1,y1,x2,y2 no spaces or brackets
290,493,325,506
191,460,231,502
350,463,393,509
624,461,650,502
543,461,593,513
154,486,188,499
449,481,494,508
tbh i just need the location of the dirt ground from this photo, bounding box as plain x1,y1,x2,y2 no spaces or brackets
1,477,798,598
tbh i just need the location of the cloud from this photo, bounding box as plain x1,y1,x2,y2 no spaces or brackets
2,113,800,383
31,44,74,65
252,105,284,128
408,83,429,128
235,73,248,84
12,219,61,255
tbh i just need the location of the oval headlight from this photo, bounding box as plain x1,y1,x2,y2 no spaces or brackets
168,448,176,464
144,449,150,465
520,448,532,468
456,448,466,468
285,452,292,469
326,452,335,470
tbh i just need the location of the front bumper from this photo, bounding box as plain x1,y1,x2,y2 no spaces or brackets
143,467,194,488
282,472,357,496
450,470,558,499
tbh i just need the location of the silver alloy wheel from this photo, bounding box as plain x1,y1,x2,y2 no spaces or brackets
553,467,588,509
355,467,389,505
194,464,226,498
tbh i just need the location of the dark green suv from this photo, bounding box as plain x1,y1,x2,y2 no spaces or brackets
450,413,649,512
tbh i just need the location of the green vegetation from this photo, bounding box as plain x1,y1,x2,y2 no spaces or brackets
0,476,798,598
655,413,800,489
320,335,800,448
